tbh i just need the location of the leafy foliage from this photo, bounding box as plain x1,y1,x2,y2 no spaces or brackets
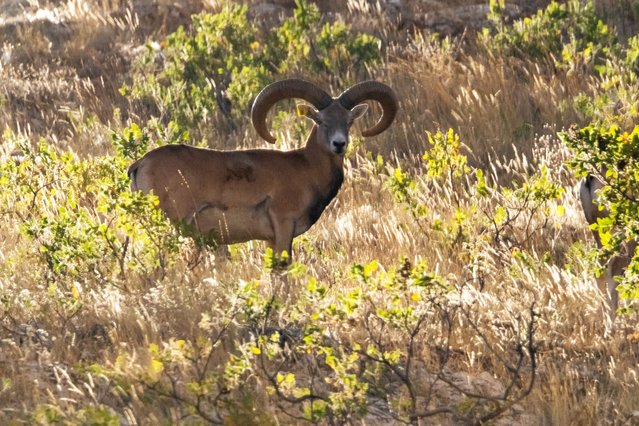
574,33,639,126
484,1,639,128
121,5,267,136
387,129,565,257
0,127,182,295
483,0,614,66
274,0,381,75
122,0,381,141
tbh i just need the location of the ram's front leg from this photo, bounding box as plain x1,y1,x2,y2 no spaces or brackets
268,216,295,266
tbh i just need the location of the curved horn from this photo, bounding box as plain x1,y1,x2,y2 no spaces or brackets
338,81,399,137
251,79,333,143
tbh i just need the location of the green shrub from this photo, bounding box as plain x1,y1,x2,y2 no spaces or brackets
484,0,639,153
482,0,614,67
122,5,269,137
387,129,564,255
32,404,119,425
0,127,182,292
580,34,639,125
275,1,381,75
122,0,381,143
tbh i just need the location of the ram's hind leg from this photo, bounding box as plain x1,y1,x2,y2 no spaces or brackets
599,256,626,336
186,204,226,243
596,272,617,319
605,256,626,319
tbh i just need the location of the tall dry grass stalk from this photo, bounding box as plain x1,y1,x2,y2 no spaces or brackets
370,33,595,168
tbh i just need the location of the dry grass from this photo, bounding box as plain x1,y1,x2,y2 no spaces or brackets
1,1,638,424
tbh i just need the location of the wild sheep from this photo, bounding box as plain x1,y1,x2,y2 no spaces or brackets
128,78,398,260
579,173,635,318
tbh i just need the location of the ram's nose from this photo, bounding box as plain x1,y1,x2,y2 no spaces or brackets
331,139,346,154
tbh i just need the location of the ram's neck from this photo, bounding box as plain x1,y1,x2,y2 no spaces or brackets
303,126,345,190
295,126,345,232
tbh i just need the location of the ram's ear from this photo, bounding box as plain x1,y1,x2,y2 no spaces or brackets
297,104,322,124
350,104,368,122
